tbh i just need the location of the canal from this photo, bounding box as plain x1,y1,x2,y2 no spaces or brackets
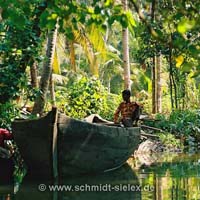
0,152,200,200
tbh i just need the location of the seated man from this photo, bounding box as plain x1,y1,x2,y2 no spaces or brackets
114,89,141,127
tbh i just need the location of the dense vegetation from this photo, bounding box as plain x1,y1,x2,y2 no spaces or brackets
55,75,121,120
0,1,200,144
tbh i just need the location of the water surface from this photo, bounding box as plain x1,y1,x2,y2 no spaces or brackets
1,152,200,200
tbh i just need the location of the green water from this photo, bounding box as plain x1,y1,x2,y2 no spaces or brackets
1,152,200,200
130,152,200,200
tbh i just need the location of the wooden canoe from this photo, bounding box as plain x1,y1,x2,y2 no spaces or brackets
12,108,58,179
57,113,140,178
12,108,140,178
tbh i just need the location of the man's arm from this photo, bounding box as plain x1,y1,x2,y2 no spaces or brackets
114,104,122,123
131,103,141,122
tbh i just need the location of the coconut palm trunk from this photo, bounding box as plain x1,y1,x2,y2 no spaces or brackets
122,0,131,90
30,62,39,88
49,74,56,107
152,56,157,113
69,41,77,72
156,53,162,113
32,22,58,115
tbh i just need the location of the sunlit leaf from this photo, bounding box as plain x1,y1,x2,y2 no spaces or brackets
16,50,22,55
177,18,196,34
175,55,184,68
47,13,58,20
126,10,136,27
87,7,94,14
104,0,113,7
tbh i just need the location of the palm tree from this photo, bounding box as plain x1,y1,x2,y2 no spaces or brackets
32,21,59,115
63,21,120,78
122,0,131,90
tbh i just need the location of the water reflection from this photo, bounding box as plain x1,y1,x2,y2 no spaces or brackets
15,164,141,200
1,152,200,200
129,152,200,200
59,164,141,200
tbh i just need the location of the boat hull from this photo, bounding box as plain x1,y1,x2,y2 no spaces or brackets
12,109,140,178
12,109,58,179
57,114,140,177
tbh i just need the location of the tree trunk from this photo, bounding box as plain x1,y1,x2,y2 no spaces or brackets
49,73,56,107
169,39,174,110
151,0,158,114
29,2,47,90
108,77,111,93
30,62,38,88
32,23,58,115
152,56,157,113
122,0,131,90
69,41,77,72
156,53,162,113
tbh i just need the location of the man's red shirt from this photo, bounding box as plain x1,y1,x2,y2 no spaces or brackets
114,101,138,123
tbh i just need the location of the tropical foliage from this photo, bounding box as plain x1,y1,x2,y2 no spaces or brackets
55,76,120,120
0,1,200,136
0,102,20,129
144,110,200,142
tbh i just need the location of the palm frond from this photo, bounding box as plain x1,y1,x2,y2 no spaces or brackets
52,47,61,74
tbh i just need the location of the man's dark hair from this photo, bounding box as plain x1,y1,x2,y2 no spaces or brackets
122,89,131,96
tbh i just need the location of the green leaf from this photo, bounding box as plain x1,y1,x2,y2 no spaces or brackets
2,8,26,29
94,6,101,14
120,14,128,28
188,45,199,57
191,70,200,78
39,10,49,28
65,27,74,40
104,0,114,7
1,9,10,19
126,10,136,27
87,7,94,14
177,18,196,34
181,62,193,73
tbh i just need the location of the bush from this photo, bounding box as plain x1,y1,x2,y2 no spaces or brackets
102,93,121,121
0,102,20,129
158,132,183,150
56,76,120,121
150,110,200,139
